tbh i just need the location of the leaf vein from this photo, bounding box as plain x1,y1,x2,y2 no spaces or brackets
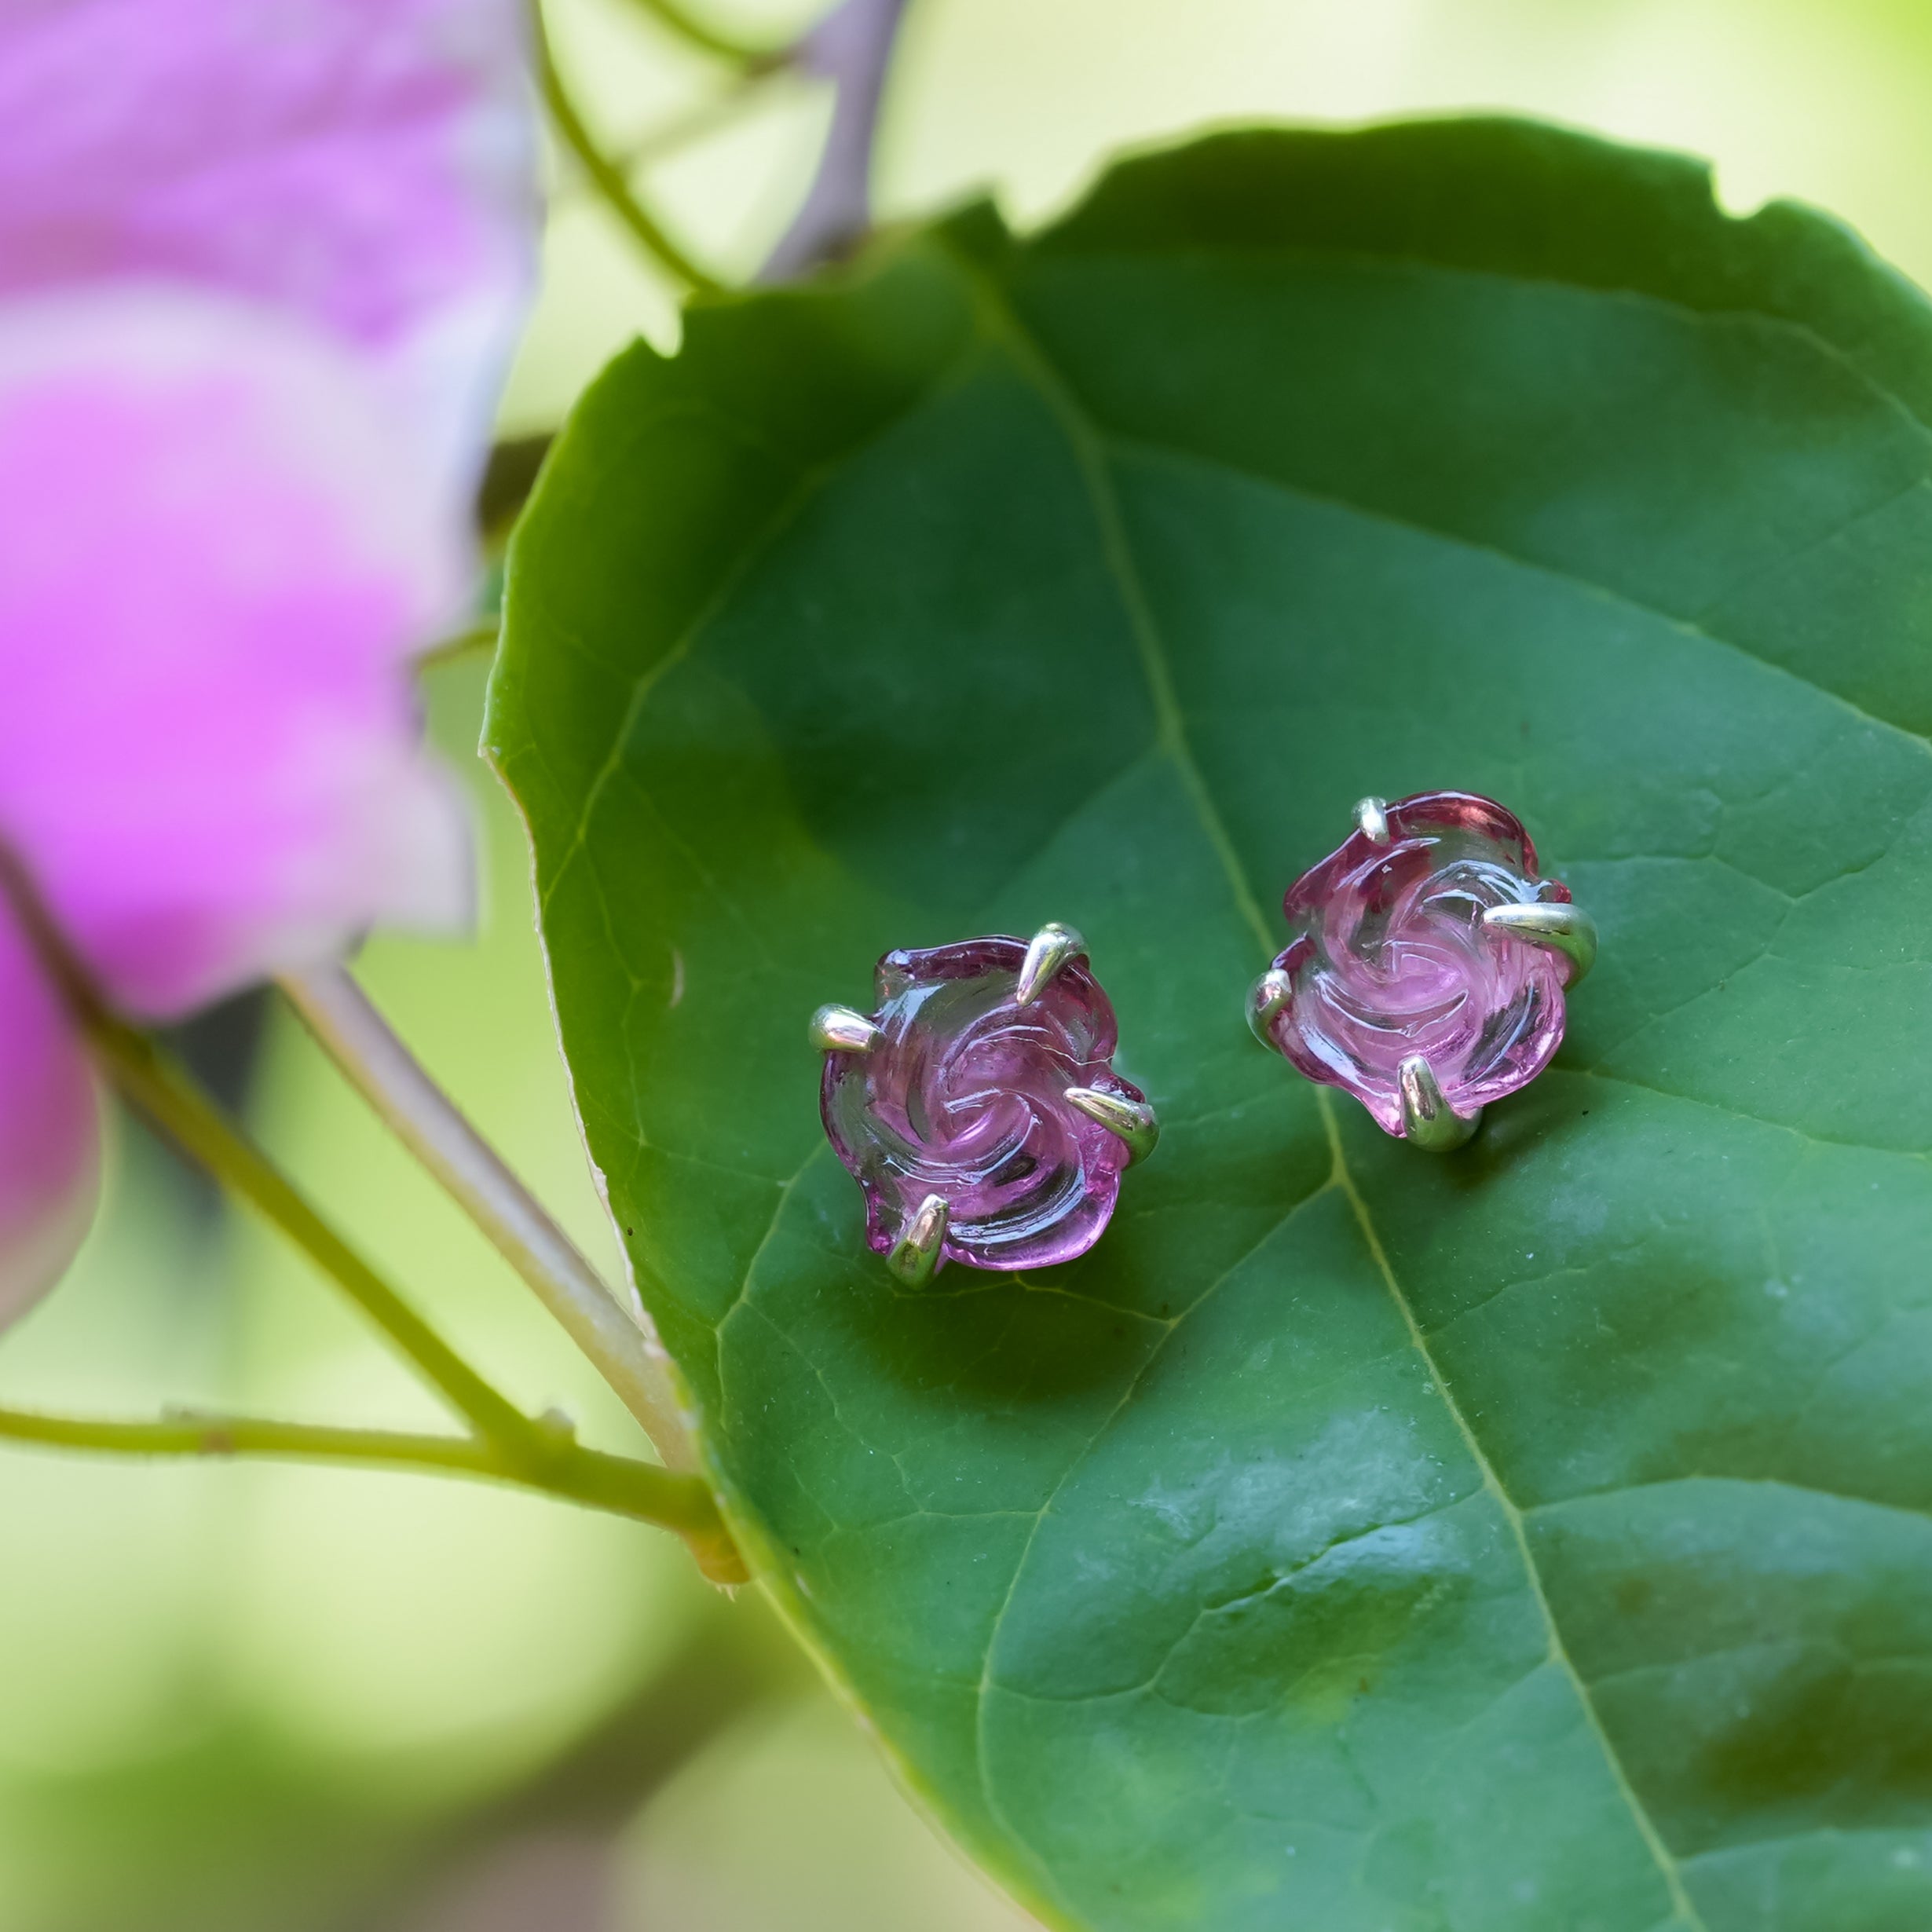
1525,1471,1932,1533
968,1172,1334,1875
947,234,1711,1931
1105,430,1932,764
1316,1088,1711,1930
1570,1067,1932,1165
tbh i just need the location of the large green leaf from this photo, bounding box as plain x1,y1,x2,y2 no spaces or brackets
488,120,1932,1930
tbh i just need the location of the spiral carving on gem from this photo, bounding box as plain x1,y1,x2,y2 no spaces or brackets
1252,792,1596,1145
813,930,1154,1281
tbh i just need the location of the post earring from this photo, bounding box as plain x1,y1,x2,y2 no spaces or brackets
1250,792,1595,1150
811,924,1156,1283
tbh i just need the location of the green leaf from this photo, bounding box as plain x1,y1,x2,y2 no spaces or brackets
488,119,1932,1930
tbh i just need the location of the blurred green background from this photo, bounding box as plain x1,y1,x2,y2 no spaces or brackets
7,2,1932,1925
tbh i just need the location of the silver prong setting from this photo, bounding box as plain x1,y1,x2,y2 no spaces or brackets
1396,1054,1480,1152
809,1003,884,1054
1354,796,1392,844
1063,1085,1160,1165
1482,902,1598,987
887,1193,949,1286
1248,967,1292,1049
1015,922,1087,1005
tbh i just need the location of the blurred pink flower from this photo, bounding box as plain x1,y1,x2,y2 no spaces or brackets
0,0,537,1324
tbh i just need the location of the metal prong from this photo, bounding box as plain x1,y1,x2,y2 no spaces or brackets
1482,902,1598,987
1354,796,1392,844
1063,1086,1160,1165
1397,1054,1480,1152
1248,968,1292,1049
1015,922,1086,1004
809,1003,882,1054
887,1194,949,1286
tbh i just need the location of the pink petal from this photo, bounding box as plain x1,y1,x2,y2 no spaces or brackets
0,899,99,1330
0,0,536,1308
0,0,536,488
0,288,474,1018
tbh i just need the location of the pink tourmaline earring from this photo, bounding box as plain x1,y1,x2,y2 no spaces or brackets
810,924,1158,1285
1250,792,1596,1151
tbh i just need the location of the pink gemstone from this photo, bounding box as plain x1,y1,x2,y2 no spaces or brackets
821,937,1144,1275
1264,792,1572,1136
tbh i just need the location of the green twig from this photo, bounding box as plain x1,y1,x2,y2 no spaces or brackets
617,70,782,170
533,0,724,292
0,848,748,1579
0,843,529,1454
0,1406,722,1538
89,1020,541,1456
276,964,699,1476
416,623,499,671
618,0,782,69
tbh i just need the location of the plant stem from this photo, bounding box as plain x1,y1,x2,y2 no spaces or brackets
0,848,748,1578
759,0,911,281
276,964,698,1476
618,0,780,68
87,1018,540,1457
532,0,724,292
617,71,781,170
416,623,500,671
0,1405,720,1537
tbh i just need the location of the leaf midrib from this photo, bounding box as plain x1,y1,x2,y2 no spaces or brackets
1026,236,1932,480
1100,427,1932,764
941,231,1711,1931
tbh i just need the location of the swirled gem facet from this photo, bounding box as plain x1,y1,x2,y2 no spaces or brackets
1258,792,1578,1136
818,935,1148,1277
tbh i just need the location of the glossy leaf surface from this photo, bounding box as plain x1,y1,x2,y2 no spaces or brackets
489,121,1932,1930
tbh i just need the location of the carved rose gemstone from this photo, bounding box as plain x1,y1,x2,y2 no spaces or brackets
821,938,1145,1275
1261,792,1575,1135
